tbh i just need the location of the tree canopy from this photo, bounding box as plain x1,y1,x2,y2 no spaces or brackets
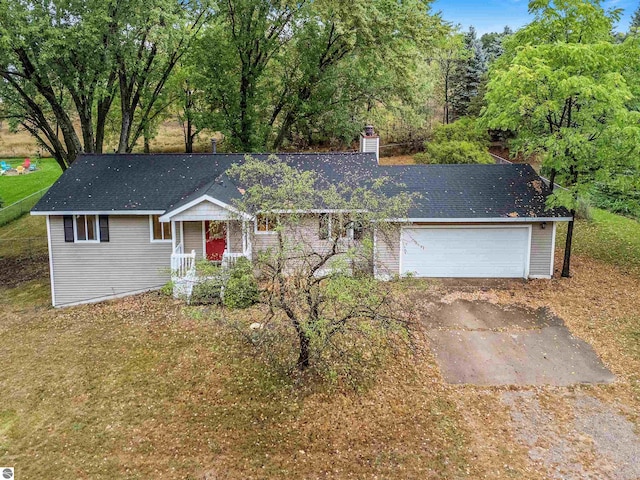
0,0,208,170
482,0,640,275
226,155,414,372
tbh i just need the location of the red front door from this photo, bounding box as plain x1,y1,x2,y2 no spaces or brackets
205,221,226,261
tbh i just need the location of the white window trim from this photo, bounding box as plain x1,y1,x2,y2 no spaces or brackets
74,214,100,243
254,214,278,235
319,213,353,240
149,215,172,243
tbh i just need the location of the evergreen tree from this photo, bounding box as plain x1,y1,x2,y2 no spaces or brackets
631,3,640,31
481,26,513,62
450,27,487,119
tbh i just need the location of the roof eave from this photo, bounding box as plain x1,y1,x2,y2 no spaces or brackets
31,210,166,216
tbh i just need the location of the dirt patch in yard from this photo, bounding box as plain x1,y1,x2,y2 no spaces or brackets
378,155,416,165
0,253,49,288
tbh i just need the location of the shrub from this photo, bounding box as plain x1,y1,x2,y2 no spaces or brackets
414,118,493,165
430,117,490,145
575,197,593,221
159,281,174,297
590,178,640,220
415,141,494,165
191,278,224,305
223,257,259,309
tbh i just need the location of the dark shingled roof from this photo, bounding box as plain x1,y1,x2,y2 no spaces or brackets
32,153,570,219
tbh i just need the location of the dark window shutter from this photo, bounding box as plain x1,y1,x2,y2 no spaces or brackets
99,215,109,242
63,216,74,242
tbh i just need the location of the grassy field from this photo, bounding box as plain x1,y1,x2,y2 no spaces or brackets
0,121,217,158
1,207,639,478
556,208,640,277
0,158,61,205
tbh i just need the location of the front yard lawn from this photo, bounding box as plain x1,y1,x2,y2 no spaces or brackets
1,209,639,478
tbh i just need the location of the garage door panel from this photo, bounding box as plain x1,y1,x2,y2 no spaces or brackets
401,227,529,278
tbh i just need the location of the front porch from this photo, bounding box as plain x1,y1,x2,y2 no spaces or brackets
171,218,252,262
158,194,254,298
169,219,253,295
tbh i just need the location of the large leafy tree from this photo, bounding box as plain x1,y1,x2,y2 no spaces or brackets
191,0,305,151
267,0,442,150
0,0,208,170
227,155,413,371
191,0,443,151
631,3,640,30
483,0,640,277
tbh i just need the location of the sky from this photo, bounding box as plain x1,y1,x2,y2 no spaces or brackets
431,0,637,35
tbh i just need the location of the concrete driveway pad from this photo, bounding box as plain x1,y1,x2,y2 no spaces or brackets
425,300,614,386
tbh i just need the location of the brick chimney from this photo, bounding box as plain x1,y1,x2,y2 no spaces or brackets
359,124,379,161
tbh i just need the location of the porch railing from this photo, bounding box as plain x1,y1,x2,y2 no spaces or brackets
171,243,196,280
222,251,245,270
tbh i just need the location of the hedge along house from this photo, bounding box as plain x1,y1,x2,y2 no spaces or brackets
31,129,572,307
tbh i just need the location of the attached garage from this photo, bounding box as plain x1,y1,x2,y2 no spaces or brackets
400,226,531,278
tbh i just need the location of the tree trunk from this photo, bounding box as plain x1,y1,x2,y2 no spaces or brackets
273,110,295,150
239,72,253,151
297,330,310,370
118,108,132,153
186,116,193,153
77,101,95,154
561,211,576,278
95,93,115,154
549,168,557,193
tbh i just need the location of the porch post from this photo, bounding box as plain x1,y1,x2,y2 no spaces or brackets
171,220,176,252
242,221,246,254
243,220,253,260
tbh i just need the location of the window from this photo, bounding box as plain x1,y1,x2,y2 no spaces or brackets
318,213,350,240
64,215,108,243
150,215,172,241
255,214,278,234
75,215,99,242
352,220,365,241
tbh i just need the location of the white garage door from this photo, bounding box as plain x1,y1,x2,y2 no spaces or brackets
400,226,530,278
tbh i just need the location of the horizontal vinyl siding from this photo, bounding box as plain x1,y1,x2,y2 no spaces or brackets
228,221,243,253
50,215,171,306
251,216,365,270
529,222,554,277
374,227,401,279
172,201,233,221
183,221,203,258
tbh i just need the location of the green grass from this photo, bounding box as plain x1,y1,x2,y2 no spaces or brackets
0,215,47,258
0,158,62,206
558,208,640,277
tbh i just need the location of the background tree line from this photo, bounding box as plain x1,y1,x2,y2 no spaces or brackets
0,0,448,170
